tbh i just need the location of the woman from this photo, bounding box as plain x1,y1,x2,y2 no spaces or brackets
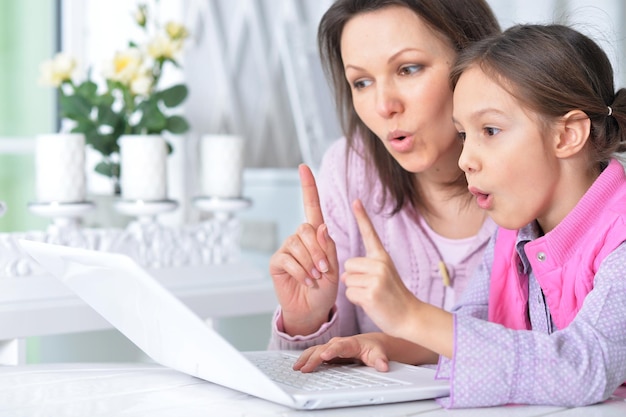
268,0,500,356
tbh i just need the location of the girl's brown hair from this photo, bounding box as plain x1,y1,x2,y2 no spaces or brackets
318,0,501,214
450,24,626,170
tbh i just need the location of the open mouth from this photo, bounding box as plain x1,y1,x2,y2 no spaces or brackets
469,187,492,210
387,131,413,153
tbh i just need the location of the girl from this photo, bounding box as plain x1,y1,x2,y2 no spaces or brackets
268,0,500,359
293,24,626,408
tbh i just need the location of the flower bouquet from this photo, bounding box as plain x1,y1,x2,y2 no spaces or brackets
39,3,190,188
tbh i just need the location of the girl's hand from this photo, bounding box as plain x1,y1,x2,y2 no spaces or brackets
269,164,340,336
343,200,454,357
342,199,421,337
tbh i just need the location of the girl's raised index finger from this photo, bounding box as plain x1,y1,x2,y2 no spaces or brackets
351,199,385,257
299,164,324,228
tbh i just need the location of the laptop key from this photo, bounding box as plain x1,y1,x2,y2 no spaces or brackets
251,353,406,391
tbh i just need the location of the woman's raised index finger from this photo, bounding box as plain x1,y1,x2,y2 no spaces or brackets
299,164,324,227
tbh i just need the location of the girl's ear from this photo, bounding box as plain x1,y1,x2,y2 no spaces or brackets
554,110,591,158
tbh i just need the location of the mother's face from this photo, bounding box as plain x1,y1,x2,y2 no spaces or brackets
341,6,460,176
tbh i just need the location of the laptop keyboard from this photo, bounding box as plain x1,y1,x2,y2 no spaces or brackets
250,353,407,391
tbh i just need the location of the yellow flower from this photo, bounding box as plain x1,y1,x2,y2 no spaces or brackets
103,48,144,85
38,52,76,87
165,21,188,40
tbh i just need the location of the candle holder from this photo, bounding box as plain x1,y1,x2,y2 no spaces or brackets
27,201,95,246
113,199,178,268
113,199,178,223
192,196,252,264
27,201,95,228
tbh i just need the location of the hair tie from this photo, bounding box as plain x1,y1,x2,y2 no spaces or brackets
608,106,613,116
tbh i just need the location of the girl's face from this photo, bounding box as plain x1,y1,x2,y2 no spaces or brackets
341,6,461,178
454,66,566,232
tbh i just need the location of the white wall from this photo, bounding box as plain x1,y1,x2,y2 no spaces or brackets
487,0,625,86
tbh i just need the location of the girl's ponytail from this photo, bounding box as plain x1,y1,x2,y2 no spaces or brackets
607,88,626,155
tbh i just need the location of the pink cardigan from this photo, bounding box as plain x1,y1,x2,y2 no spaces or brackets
268,138,496,349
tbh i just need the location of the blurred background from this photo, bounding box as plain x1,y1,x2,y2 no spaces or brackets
2,0,624,231
1,0,624,363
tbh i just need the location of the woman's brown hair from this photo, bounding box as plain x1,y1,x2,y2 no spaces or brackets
450,24,626,170
318,0,501,214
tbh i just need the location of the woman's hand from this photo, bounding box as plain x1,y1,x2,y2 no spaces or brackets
269,164,340,336
294,333,393,373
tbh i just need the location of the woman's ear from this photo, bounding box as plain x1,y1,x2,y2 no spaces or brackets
554,110,591,158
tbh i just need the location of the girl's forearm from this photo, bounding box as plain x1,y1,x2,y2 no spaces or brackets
393,299,454,359
380,334,440,365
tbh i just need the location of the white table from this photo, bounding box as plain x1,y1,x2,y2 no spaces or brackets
1,363,624,417
0,263,278,364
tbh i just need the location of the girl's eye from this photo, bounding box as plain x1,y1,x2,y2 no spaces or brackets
399,64,422,76
352,79,372,90
457,131,466,143
484,127,501,136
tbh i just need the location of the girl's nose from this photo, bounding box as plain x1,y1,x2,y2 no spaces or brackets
458,139,479,174
375,83,403,118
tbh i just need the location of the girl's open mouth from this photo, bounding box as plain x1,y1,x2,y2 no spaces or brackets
468,187,493,210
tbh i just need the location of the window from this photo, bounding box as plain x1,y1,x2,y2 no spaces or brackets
0,0,57,232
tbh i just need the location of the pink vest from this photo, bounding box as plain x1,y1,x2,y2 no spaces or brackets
489,159,626,330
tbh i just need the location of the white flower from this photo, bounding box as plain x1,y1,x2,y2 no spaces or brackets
103,48,144,85
134,4,147,28
147,33,183,60
130,71,153,96
38,52,76,87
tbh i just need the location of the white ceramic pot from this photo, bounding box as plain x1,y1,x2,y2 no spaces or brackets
200,134,245,198
119,134,168,201
35,133,86,203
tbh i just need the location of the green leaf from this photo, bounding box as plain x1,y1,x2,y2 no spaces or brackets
112,120,126,140
165,115,189,133
75,80,98,99
158,84,188,108
137,102,167,132
72,119,96,136
97,104,119,127
94,161,120,178
60,94,92,120
89,133,119,156
94,93,115,108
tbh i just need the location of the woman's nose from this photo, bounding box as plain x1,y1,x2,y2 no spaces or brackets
375,83,403,118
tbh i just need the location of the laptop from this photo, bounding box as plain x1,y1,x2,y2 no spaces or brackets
19,239,450,410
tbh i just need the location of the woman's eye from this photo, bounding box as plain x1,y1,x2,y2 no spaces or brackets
457,131,466,143
399,64,421,76
352,79,372,90
484,127,501,136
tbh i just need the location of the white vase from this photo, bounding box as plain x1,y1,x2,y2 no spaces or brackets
119,134,168,201
35,133,86,203
200,134,245,198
